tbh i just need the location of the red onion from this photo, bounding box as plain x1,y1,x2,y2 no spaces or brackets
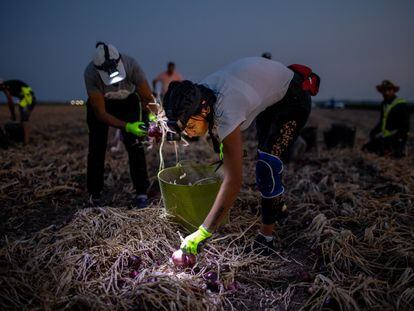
128,255,142,270
171,249,197,268
296,270,312,282
203,271,220,292
225,281,239,292
148,123,162,139
129,270,139,278
202,271,218,282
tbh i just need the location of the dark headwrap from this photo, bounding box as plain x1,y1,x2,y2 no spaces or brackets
163,80,221,153
163,80,202,126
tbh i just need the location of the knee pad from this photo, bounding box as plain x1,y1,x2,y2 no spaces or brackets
256,149,284,198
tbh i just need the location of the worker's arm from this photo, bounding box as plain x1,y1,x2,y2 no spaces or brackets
4,90,16,121
136,81,159,115
87,91,126,129
180,126,243,254
88,91,148,137
203,127,243,231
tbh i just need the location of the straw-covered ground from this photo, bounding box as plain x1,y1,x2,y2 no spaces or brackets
0,106,413,310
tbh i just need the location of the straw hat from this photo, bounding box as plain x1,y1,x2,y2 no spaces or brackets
376,80,399,93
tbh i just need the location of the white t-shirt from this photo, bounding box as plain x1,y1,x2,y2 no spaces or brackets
201,57,294,141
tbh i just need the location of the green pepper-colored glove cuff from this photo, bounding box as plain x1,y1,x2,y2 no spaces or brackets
148,113,157,123
180,225,212,255
125,121,147,137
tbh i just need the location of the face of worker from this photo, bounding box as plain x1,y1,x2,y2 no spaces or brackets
167,63,175,74
381,88,396,101
183,107,210,138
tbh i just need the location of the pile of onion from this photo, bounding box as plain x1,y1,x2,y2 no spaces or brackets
171,249,197,268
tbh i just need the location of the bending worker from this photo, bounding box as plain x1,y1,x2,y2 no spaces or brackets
84,42,155,208
363,80,409,158
0,79,36,144
163,57,320,255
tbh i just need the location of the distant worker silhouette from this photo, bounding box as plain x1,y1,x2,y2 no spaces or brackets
0,79,36,144
152,62,183,99
362,80,409,157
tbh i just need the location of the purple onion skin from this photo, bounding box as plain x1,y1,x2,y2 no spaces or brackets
129,270,139,278
128,255,142,270
203,271,220,292
203,271,218,282
296,270,312,282
172,249,196,268
226,282,239,292
148,124,162,139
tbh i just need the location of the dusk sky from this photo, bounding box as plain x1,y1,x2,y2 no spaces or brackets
0,0,413,102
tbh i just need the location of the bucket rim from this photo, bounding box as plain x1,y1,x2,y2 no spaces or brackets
157,164,221,187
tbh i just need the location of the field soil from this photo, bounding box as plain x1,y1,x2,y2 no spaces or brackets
0,105,413,310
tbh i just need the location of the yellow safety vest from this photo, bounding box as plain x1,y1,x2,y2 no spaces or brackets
381,98,406,137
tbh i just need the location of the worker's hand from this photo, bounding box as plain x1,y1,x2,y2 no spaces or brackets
180,225,212,255
148,112,157,123
125,121,147,137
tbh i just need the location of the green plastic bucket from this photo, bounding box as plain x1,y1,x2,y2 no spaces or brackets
158,164,227,231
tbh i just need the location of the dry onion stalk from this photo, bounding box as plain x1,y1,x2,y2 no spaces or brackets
146,99,189,171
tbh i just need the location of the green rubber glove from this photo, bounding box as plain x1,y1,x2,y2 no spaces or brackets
148,112,157,123
180,225,212,255
125,121,147,137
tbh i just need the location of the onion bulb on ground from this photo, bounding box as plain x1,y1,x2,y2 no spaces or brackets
203,271,220,292
129,270,139,278
171,249,196,268
128,255,142,270
202,271,218,282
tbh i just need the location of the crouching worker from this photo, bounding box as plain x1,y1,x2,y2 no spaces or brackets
362,80,409,158
84,42,155,208
163,57,320,255
0,79,36,144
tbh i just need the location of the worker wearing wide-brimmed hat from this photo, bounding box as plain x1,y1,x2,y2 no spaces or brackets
363,80,409,157
84,42,156,208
